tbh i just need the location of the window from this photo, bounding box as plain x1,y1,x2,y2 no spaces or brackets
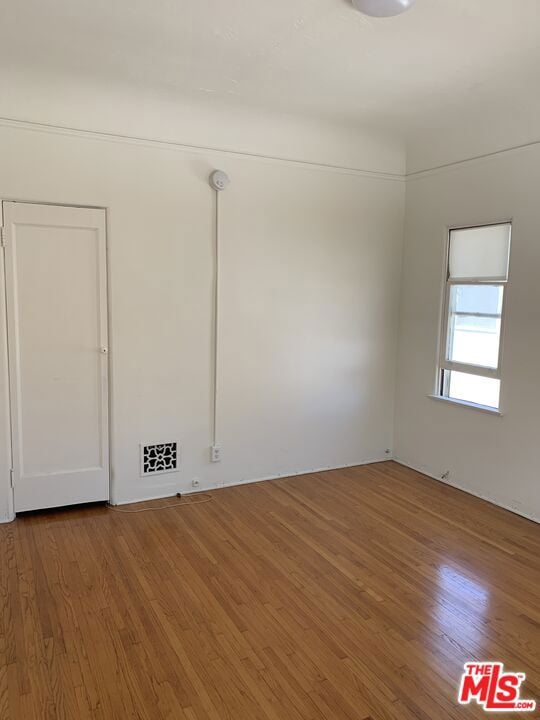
439,223,511,410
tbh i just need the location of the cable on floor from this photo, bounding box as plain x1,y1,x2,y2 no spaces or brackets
107,493,213,513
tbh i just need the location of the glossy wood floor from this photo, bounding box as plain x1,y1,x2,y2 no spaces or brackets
0,461,539,719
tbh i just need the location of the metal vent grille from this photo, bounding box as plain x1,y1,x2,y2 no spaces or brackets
140,442,178,476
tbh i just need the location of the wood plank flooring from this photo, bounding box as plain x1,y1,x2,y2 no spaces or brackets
0,461,539,719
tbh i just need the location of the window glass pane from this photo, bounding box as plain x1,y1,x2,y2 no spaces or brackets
446,285,502,368
445,370,500,409
448,316,501,368
449,223,511,280
451,284,503,315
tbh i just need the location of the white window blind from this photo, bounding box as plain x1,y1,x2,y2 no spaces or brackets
448,223,511,281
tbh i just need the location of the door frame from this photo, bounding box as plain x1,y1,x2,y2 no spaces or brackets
0,198,113,518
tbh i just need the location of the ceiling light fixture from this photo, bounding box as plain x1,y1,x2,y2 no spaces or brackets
351,0,416,17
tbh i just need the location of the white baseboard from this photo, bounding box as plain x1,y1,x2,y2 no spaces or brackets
0,458,387,511
182,456,390,495
10,457,535,527
112,490,179,506
111,455,392,505
394,457,540,525
111,456,390,504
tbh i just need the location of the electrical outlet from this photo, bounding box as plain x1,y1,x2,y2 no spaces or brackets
210,445,222,463
191,477,200,489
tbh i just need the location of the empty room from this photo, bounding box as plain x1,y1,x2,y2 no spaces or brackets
0,0,539,718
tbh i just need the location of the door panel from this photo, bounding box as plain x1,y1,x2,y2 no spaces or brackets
4,202,109,511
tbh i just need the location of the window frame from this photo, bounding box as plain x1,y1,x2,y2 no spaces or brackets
438,222,511,405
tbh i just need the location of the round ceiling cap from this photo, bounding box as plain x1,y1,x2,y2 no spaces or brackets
352,0,416,17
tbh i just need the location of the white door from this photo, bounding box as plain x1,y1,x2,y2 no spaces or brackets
3,202,109,512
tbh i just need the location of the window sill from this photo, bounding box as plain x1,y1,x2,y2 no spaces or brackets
427,395,503,417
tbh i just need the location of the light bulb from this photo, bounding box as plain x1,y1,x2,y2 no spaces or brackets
352,0,416,17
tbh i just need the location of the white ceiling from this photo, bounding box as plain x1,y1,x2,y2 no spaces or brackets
2,0,540,169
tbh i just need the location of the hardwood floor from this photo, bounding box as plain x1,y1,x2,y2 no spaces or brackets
0,461,538,719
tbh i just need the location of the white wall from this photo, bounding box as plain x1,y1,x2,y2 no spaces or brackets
395,145,540,522
0,116,405,521
2,85,539,525
0,69,405,176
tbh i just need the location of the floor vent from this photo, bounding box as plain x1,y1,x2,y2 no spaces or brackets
140,442,178,476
